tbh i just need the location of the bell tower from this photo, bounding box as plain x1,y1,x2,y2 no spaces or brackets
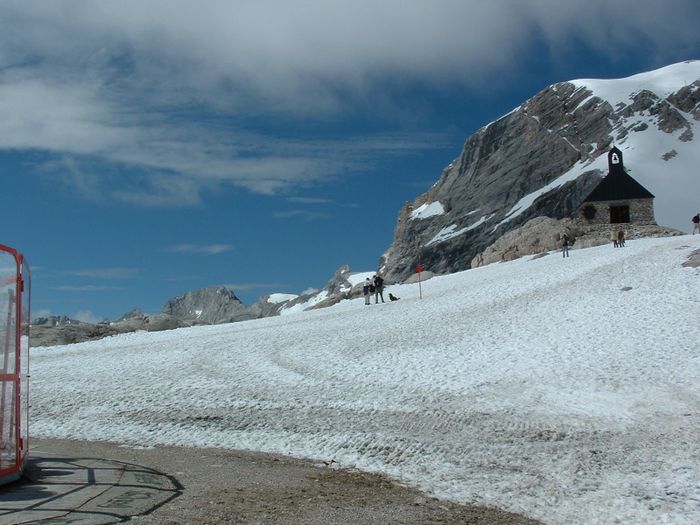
608,146,624,176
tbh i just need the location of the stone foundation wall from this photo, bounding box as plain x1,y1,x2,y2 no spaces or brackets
576,198,656,226
470,214,683,268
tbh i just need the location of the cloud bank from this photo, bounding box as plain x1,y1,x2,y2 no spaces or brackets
166,244,234,255
1,0,697,203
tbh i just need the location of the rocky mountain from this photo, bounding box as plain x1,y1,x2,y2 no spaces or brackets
161,286,256,324
158,266,372,325
33,61,699,346
158,267,371,325
379,60,700,283
30,313,196,347
32,315,84,327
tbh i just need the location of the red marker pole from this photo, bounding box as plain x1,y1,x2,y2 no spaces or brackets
416,263,424,299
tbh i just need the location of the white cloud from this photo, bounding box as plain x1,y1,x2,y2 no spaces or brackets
0,0,697,203
272,209,328,220
286,197,333,204
166,244,234,255
220,283,285,292
54,285,122,292
31,309,53,321
4,1,694,96
61,267,141,279
71,309,104,324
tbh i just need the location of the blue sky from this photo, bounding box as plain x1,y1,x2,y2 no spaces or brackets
1,0,699,322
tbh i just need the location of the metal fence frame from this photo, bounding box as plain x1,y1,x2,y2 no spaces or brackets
0,244,30,485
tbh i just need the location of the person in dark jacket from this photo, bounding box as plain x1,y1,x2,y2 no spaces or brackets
693,213,700,234
562,234,570,258
363,278,371,305
373,274,385,303
617,230,626,247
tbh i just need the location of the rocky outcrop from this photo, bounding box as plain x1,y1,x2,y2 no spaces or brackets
30,322,118,347
379,83,607,282
470,217,580,267
29,313,197,347
31,271,363,346
281,265,364,312
116,309,146,322
32,315,83,327
162,286,255,324
471,216,683,268
36,63,699,346
379,64,700,283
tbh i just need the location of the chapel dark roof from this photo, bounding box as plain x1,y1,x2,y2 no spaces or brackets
583,147,654,202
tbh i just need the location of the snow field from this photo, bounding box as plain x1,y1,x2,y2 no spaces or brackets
31,235,700,524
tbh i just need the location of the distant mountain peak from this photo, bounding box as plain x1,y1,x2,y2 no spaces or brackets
162,285,252,324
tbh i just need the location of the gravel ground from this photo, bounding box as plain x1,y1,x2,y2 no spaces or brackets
31,438,542,525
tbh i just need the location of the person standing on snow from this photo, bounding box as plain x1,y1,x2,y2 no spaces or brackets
562,234,570,258
692,213,700,234
363,278,371,305
373,274,385,303
617,230,626,247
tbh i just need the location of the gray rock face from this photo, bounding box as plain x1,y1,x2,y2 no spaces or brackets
470,217,577,267
30,322,118,347
37,64,699,346
32,315,82,327
379,73,700,283
162,286,255,324
249,295,286,319
471,216,683,268
116,308,145,322
322,264,353,296
279,265,360,312
29,313,198,347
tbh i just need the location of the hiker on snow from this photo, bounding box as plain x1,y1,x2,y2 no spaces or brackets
363,278,371,305
562,234,570,258
373,274,385,303
617,230,626,247
693,213,700,234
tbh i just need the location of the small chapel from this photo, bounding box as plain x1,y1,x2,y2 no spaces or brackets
577,146,656,227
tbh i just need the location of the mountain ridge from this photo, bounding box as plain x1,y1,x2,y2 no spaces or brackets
33,60,700,344
379,60,699,283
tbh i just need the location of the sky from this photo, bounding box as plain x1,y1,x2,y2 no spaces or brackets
29,235,700,524
1,0,699,321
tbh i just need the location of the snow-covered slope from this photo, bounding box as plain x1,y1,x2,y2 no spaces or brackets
31,235,700,524
381,60,700,283
574,61,700,110
572,60,700,232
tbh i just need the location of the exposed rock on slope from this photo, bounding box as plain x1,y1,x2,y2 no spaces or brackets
380,61,700,283
162,286,255,324
35,63,699,346
469,217,681,268
30,314,196,347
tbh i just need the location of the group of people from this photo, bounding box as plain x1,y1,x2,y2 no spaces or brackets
362,274,399,304
363,275,385,305
562,229,626,257
612,229,625,248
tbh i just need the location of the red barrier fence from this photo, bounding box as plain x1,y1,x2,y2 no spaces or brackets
0,244,30,485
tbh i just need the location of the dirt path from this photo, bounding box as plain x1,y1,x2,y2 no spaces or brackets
24,438,542,525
